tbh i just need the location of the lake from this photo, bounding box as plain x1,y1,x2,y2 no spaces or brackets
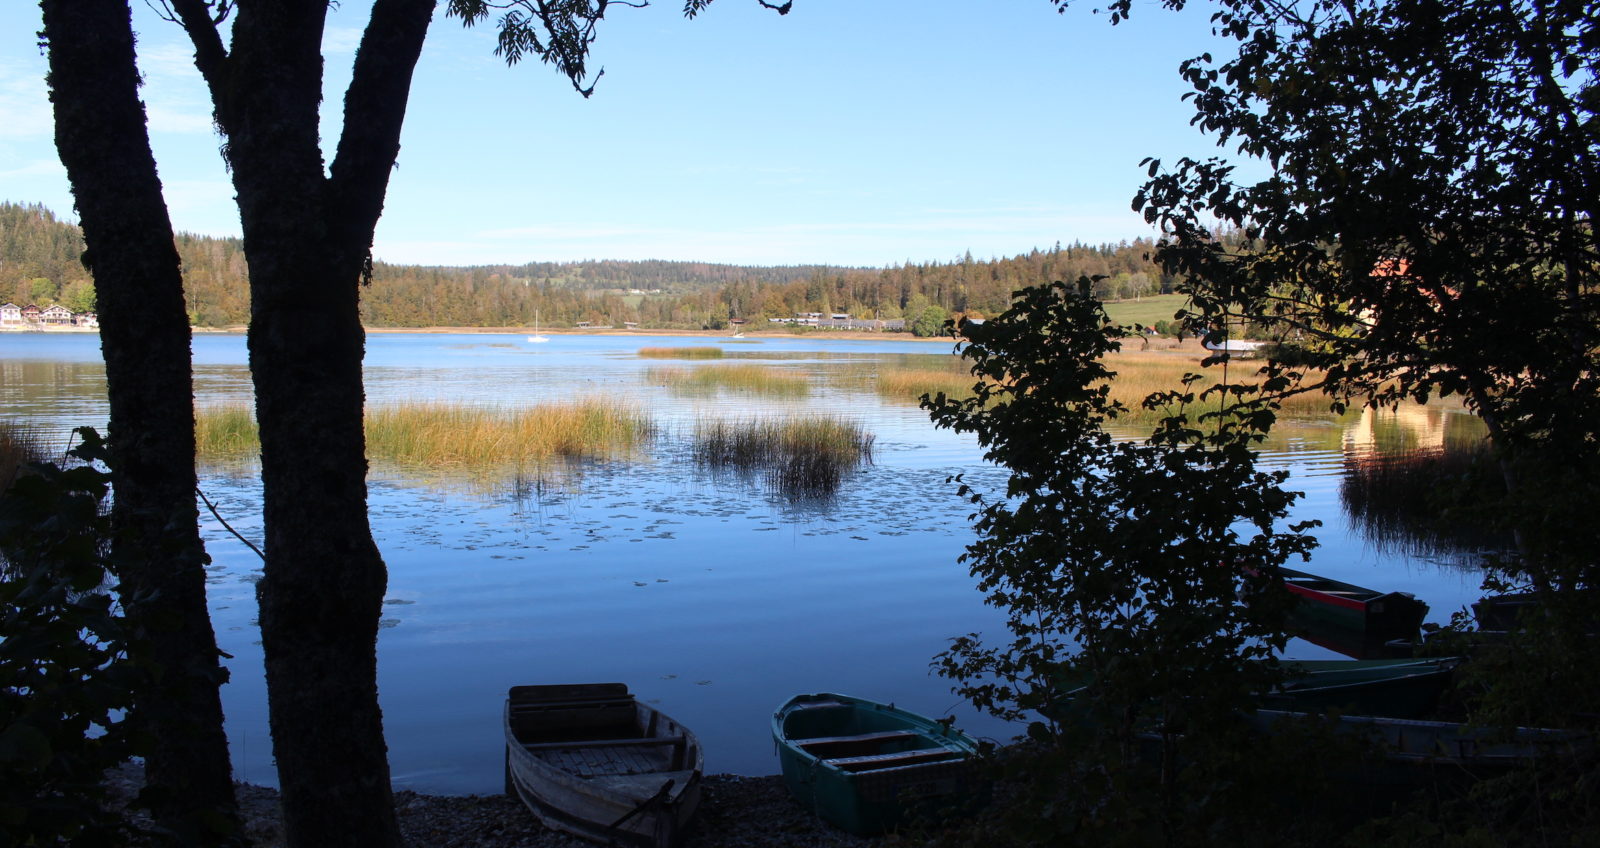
0,330,1488,794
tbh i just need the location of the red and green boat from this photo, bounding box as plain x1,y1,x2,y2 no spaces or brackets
1276,567,1429,648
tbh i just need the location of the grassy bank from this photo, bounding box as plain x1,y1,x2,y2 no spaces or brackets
195,400,655,470
647,364,811,396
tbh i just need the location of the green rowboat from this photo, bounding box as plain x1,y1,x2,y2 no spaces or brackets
773,693,983,835
1269,656,1459,718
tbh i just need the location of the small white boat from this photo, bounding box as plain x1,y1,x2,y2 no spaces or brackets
504,683,701,848
528,311,549,343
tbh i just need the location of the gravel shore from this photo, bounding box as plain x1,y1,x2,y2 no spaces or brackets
109,766,878,847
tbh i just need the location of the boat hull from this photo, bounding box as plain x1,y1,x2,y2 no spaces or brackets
1278,567,1429,651
773,692,983,835
504,683,702,848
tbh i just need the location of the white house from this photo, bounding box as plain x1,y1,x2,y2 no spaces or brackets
0,303,20,324
41,305,75,325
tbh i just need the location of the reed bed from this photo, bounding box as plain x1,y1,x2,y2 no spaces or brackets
647,364,811,397
693,416,875,496
194,404,261,458
1340,437,1510,559
875,352,1341,421
637,346,724,360
874,368,982,403
194,400,655,470
1104,352,1346,423
0,420,49,492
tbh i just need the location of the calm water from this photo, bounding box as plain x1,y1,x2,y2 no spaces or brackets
0,331,1486,794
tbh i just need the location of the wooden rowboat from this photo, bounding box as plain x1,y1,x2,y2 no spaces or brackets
773,693,983,835
504,683,702,848
1276,567,1429,647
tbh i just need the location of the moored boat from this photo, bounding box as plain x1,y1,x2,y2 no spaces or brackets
1276,567,1429,648
1270,656,1460,718
504,683,701,848
773,693,983,835
1042,656,1461,724
1248,708,1589,797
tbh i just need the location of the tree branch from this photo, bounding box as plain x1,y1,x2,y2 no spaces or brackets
327,0,437,262
165,0,232,119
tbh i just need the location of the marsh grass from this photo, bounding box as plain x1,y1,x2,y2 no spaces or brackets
875,368,981,403
638,346,724,360
877,351,1343,422
693,416,874,497
1103,351,1349,423
1340,437,1511,560
194,399,655,471
194,405,261,458
647,364,811,396
0,420,48,492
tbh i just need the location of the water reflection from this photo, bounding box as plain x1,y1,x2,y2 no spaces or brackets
0,332,1496,792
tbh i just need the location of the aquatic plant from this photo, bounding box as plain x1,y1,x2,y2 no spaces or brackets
1340,427,1510,561
194,404,261,458
874,368,979,403
637,346,724,360
692,416,874,497
194,400,655,471
0,421,49,493
647,364,810,396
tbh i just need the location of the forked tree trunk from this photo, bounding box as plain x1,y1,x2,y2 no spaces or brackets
39,0,240,842
170,1,435,843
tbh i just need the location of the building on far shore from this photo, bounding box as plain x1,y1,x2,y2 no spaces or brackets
766,312,905,331
0,302,97,330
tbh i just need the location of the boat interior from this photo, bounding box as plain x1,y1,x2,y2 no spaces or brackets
509,684,693,777
783,698,961,772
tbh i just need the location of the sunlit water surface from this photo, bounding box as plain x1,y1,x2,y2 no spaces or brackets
0,332,1486,793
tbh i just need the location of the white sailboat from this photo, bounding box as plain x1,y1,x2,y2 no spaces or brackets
527,311,549,344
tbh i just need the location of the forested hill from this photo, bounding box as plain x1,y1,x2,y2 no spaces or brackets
2,201,1174,331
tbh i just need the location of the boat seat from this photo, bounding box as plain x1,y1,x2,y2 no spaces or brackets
798,730,921,751
824,747,958,772
510,697,636,711
521,735,686,752
789,700,850,710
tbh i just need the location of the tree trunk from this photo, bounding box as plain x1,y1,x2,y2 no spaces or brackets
172,1,436,843
39,1,240,842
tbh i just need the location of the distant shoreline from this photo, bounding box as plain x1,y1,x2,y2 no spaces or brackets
362,325,955,342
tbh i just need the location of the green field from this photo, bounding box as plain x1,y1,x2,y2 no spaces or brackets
1101,293,1188,329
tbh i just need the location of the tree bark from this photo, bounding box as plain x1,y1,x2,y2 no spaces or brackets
38,0,240,842
170,1,436,843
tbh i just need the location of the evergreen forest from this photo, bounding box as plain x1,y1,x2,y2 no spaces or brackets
0,201,1173,333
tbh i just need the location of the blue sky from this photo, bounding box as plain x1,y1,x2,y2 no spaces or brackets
0,1,1245,267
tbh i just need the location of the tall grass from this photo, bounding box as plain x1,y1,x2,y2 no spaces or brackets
1340,437,1511,560
647,364,811,396
877,349,1346,424
693,416,874,497
366,400,654,467
1,420,49,493
875,368,981,403
194,400,656,470
638,346,724,360
194,404,260,458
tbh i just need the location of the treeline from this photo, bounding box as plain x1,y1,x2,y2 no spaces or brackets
1,201,1174,330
